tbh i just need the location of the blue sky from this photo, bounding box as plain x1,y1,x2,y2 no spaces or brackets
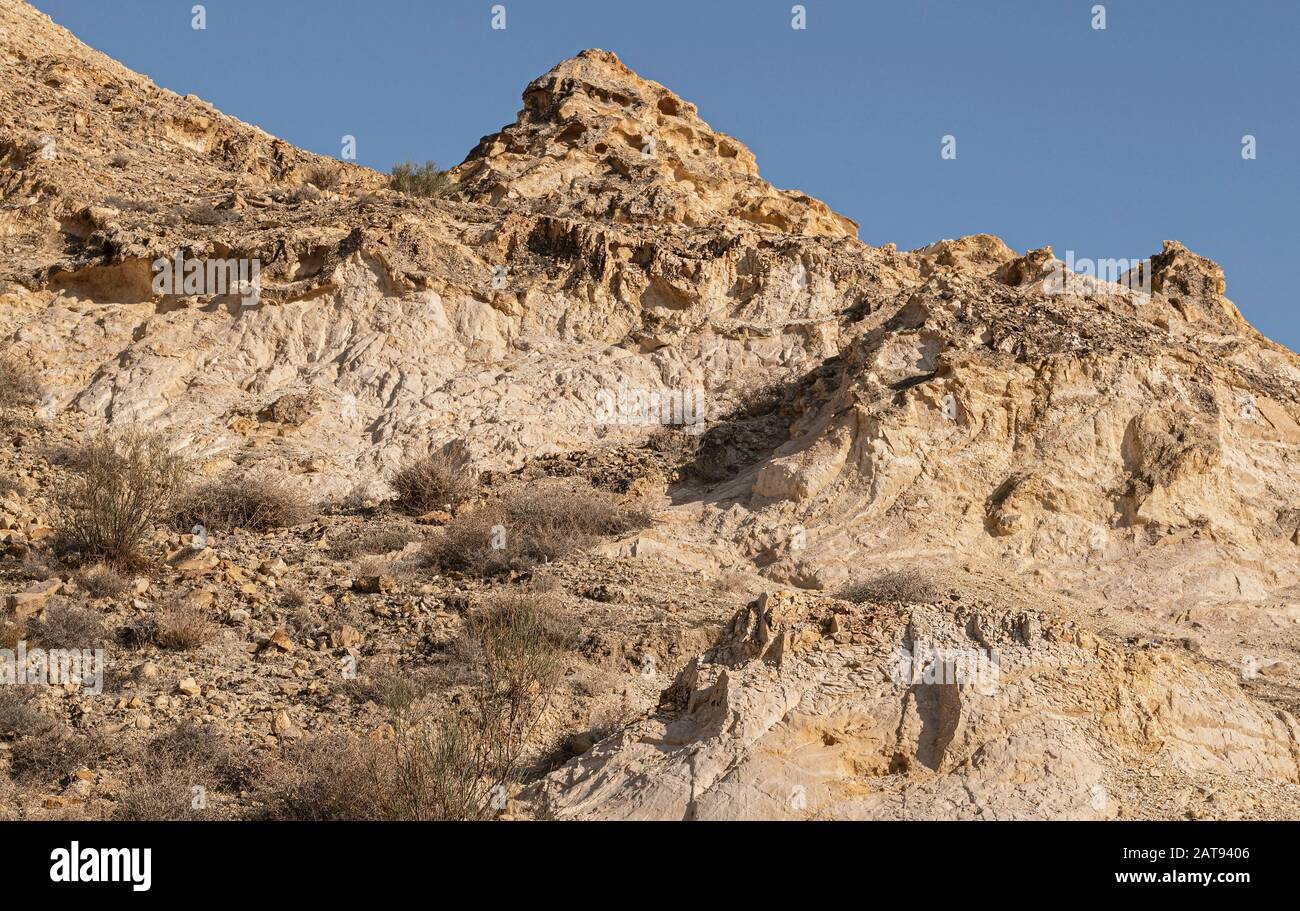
31,0,1300,349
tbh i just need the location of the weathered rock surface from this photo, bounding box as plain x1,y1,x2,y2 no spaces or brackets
2,0,1298,820
538,591,1299,819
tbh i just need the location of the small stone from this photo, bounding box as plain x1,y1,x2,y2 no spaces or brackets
176,676,202,697
330,625,364,649
355,574,395,595
272,709,300,738
134,661,159,680
5,579,61,618
264,629,294,653
259,557,288,577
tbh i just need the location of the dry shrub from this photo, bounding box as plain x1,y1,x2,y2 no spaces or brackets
113,721,254,819
0,687,57,739
391,451,474,515
26,601,109,650
0,352,42,408
9,729,114,785
424,479,649,576
111,772,208,821
839,569,939,605
389,160,451,198
303,162,341,190
173,474,313,531
156,602,215,651
74,563,128,599
258,735,386,821
186,203,236,226
338,660,438,707
56,429,187,568
0,619,23,651
124,600,214,651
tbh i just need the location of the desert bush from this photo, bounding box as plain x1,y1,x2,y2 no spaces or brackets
111,772,208,821
0,353,42,408
9,729,113,784
303,162,341,190
285,184,322,204
186,203,236,225
74,563,128,599
113,721,253,819
145,721,252,789
0,687,57,738
108,152,129,169
389,160,452,198
26,601,109,650
423,479,649,576
391,451,474,515
257,735,387,821
0,619,23,651
337,660,438,708
839,569,939,605
121,600,214,651
156,602,215,651
56,429,187,568
173,474,313,531
101,195,159,213
376,588,569,819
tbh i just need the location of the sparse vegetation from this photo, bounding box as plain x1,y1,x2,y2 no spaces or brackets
9,728,114,785
839,569,939,605
261,587,569,820
56,429,187,569
173,474,313,532
329,523,423,559
423,479,650,576
257,735,385,821
389,160,452,198
0,352,42,409
0,620,23,651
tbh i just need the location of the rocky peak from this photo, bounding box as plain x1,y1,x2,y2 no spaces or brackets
450,49,858,239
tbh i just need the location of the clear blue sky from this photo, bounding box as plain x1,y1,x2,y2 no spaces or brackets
31,0,1300,349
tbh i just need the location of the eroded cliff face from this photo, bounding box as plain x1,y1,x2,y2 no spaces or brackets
2,0,1297,820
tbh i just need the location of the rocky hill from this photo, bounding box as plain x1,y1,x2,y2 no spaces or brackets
1,0,1297,820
